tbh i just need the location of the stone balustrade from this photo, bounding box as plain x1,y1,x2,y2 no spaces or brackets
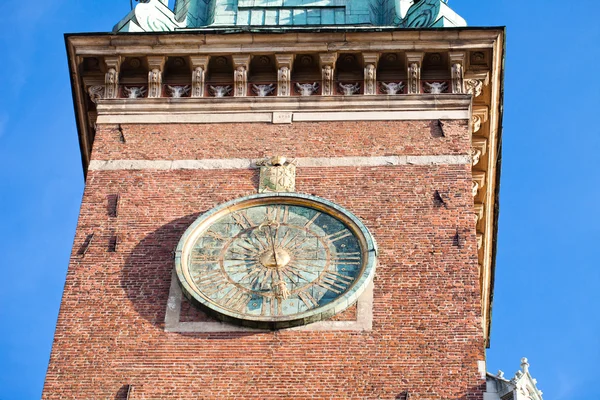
86,51,490,102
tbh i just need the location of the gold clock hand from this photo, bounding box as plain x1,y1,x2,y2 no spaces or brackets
270,225,279,267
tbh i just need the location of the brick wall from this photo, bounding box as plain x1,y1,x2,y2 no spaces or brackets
43,119,485,399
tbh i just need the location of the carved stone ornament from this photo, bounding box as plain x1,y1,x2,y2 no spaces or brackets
452,62,464,94
339,82,361,95
449,52,465,94
465,71,489,98
234,65,247,97
472,181,480,197
88,85,105,104
275,54,294,97
167,85,190,98
104,67,119,99
209,85,232,97
408,62,420,94
380,82,405,95
192,66,205,97
252,84,276,97
364,64,377,95
474,203,484,224
296,82,319,96
471,148,482,166
257,156,296,193
277,66,291,96
322,64,334,96
477,234,483,250
472,106,489,133
471,137,487,166
473,172,486,197
123,86,147,99
148,69,162,98
424,81,448,94
465,79,484,97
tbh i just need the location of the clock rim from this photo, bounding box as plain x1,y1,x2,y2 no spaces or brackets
174,192,377,329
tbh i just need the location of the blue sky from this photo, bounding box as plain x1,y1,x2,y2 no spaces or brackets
0,1,598,398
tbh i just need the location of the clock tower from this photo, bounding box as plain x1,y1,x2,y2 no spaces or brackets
45,0,505,398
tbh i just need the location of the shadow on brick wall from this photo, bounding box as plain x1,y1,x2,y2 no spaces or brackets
121,212,261,339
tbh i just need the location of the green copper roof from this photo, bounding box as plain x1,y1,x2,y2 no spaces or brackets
113,0,466,32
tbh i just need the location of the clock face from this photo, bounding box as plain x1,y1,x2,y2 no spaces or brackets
175,193,376,328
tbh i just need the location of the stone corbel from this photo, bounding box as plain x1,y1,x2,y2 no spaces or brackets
189,55,209,98
232,55,250,97
472,106,489,133
474,203,485,225
449,52,466,94
147,56,166,98
319,53,337,96
471,136,488,166
477,233,484,250
82,76,105,104
465,71,490,98
363,53,380,95
472,172,486,197
103,56,122,99
275,54,294,97
405,52,424,94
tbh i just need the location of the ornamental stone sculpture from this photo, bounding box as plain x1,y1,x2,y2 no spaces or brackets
380,82,405,95
167,85,191,98
295,83,319,96
209,85,232,97
123,86,147,99
252,84,276,97
425,81,448,94
338,82,361,96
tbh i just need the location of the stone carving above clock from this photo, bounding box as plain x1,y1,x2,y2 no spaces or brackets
257,156,296,193
174,194,377,329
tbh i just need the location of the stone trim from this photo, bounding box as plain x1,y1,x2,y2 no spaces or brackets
165,270,374,333
96,109,470,125
88,155,472,171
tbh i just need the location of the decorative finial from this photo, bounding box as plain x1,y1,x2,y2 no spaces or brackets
497,370,504,379
521,357,529,374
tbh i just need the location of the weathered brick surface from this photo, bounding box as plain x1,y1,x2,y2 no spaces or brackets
44,120,485,399
92,120,469,160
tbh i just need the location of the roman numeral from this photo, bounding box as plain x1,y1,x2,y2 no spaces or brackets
324,229,352,243
297,290,319,309
232,211,252,229
304,212,321,228
205,230,226,241
315,271,354,294
332,252,362,264
196,271,229,296
221,286,251,312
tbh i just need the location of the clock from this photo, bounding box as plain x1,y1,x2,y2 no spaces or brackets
175,193,377,329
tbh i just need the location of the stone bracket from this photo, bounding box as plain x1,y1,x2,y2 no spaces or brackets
190,55,209,98
472,106,489,133
319,53,337,96
275,54,294,97
103,56,122,99
363,53,380,96
465,71,490,98
472,171,486,197
147,56,165,98
406,52,424,94
471,136,488,166
449,52,466,94
232,54,251,97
